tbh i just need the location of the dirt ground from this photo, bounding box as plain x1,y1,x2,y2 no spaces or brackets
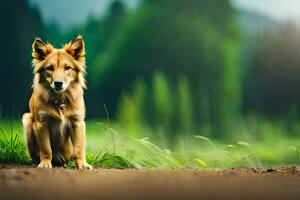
0,164,299,200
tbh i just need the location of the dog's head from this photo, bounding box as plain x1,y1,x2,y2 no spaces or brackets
32,36,86,92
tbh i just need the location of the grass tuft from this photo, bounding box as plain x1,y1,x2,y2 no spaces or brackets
87,123,173,169
88,151,134,169
0,123,31,164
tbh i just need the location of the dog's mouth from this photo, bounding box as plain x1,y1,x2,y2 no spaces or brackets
53,87,67,93
53,87,65,93
51,85,66,93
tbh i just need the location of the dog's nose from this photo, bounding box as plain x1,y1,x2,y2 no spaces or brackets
54,81,63,90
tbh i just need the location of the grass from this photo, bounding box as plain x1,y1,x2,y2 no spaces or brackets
0,120,31,164
0,118,299,169
87,123,181,168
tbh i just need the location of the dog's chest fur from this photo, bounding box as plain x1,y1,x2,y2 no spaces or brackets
32,83,85,142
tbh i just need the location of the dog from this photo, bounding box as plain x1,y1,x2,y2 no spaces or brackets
22,36,92,169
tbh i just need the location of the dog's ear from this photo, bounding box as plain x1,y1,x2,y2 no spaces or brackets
64,35,85,63
32,38,53,61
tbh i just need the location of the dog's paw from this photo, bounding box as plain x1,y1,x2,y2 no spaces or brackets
38,160,52,168
76,161,93,170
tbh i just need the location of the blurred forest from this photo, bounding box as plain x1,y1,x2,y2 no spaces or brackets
1,0,300,140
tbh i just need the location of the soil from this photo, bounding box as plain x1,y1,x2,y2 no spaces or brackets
0,164,299,200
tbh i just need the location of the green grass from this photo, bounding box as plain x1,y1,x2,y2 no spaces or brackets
0,120,31,164
0,119,299,169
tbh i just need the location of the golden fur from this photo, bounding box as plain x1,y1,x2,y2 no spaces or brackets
22,36,92,169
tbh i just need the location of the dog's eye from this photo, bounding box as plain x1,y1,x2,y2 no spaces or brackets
65,65,72,71
46,65,54,71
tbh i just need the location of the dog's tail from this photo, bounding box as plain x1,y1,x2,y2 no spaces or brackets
22,113,39,163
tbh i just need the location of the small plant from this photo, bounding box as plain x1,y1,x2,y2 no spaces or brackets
88,150,134,169
0,121,31,164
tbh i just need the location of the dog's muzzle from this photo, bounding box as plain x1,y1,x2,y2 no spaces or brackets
54,81,63,91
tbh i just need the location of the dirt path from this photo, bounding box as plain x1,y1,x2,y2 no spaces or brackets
0,165,299,200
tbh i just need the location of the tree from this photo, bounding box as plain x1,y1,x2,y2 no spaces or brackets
89,0,241,137
0,0,45,115
177,76,193,134
152,71,173,133
117,78,148,136
245,25,300,115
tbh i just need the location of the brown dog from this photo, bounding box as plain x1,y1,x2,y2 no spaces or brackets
22,36,92,169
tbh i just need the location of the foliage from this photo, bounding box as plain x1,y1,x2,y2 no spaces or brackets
0,121,31,164
0,0,45,114
116,79,148,137
177,76,193,134
88,0,242,137
152,71,173,133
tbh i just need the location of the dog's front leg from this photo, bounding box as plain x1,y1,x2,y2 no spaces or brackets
34,121,52,168
70,121,92,169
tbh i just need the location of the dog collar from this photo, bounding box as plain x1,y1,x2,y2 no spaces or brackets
53,100,66,110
